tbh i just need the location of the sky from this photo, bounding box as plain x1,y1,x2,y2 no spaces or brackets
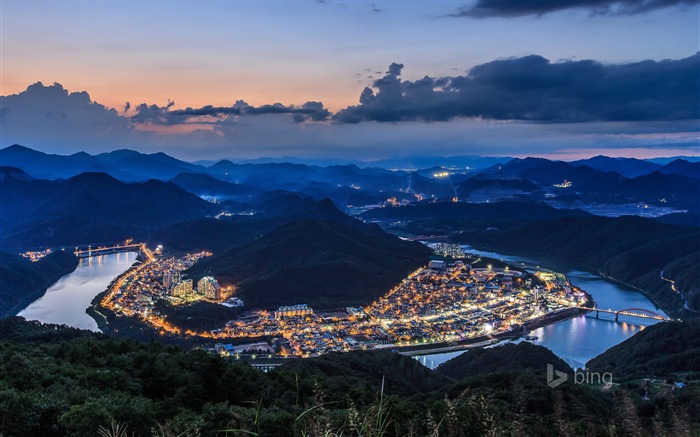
1,0,699,161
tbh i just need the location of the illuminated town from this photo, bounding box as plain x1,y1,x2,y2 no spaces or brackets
98,243,589,358
20,248,53,262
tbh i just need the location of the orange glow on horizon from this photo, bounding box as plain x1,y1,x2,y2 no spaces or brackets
2,74,361,115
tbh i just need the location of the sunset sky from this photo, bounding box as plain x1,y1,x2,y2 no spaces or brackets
1,0,699,161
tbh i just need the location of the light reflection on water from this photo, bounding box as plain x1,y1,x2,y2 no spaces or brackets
418,246,666,370
18,247,667,369
18,252,137,331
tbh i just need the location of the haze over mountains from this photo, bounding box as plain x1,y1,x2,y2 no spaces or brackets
2,145,698,213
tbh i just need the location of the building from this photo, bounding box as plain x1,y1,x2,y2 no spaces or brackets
429,260,446,271
434,243,465,259
163,270,180,289
274,304,313,320
172,279,193,297
198,276,222,300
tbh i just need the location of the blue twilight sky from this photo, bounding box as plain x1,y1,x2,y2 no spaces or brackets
1,0,699,161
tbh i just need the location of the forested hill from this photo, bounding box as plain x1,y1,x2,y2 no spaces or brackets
0,170,216,248
1,317,697,436
461,215,700,318
0,250,78,317
187,218,431,308
587,320,700,378
435,341,571,380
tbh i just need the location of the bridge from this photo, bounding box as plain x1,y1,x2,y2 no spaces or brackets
574,306,669,322
74,243,143,258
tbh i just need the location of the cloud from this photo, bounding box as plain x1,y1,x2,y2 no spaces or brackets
130,100,330,125
1,58,697,161
0,82,134,150
334,53,700,123
243,101,331,122
451,0,699,18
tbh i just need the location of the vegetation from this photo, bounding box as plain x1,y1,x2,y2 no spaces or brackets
435,342,571,381
460,215,700,318
156,300,243,331
587,320,700,379
0,250,78,317
0,317,698,436
360,200,591,236
1,170,216,248
187,218,431,309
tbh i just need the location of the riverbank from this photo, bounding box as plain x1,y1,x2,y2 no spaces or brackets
460,242,683,318
18,252,137,331
1,251,79,318
393,306,589,358
87,255,144,332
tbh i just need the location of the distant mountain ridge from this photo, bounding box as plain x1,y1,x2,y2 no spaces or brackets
1,170,216,248
3,146,698,215
0,144,206,181
570,155,661,178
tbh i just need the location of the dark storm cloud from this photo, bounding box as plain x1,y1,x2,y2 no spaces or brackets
243,101,331,122
451,0,699,18
334,53,700,124
131,100,330,125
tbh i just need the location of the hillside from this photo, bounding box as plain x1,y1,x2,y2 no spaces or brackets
587,320,700,379
1,317,697,436
188,218,432,308
361,200,591,236
658,159,700,179
149,196,358,254
0,251,79,317
472,157,700,212
0,145,206,181
462,215,700,318
571,155,661,178
1,171,217,248
168,172,261,199
436,341,571,381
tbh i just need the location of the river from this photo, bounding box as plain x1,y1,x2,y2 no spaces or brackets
18,252,138,331
19,247,666,368
415,245,668,370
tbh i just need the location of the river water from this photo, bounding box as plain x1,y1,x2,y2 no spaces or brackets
18,252,138,331
19,247,666,369
415,245,667,370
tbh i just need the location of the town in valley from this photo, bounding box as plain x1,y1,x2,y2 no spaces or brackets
95,242,590,359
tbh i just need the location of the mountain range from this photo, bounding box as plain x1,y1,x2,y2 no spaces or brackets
3,146,699,217
1,145,698,317
0,167,216,248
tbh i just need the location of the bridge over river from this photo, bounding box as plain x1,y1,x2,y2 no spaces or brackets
574,306,669,322
73,243,151,260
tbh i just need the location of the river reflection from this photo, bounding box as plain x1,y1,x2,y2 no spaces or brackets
18,252,137,331
418,246,666,369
